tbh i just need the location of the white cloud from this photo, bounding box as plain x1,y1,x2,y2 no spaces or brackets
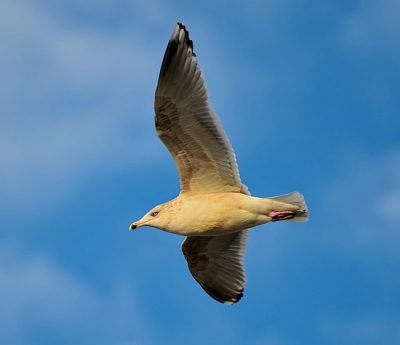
0,106,159,217
379,190,400,222
0,0,167,215
377,152,400,222
236,0,292,27
336,1,399,119
323,149,400,258
0,0,162,105
339,0,400,56
0,242,152,344
319,312,400,344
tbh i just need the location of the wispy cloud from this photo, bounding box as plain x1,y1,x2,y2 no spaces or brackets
0,0,167,214
319,312,400,344
0,242,152,344
323,149,400,257
339,0,400,56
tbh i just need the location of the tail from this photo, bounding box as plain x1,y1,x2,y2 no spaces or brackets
269,191,308,222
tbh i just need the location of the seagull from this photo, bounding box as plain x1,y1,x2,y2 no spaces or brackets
130,22,308,304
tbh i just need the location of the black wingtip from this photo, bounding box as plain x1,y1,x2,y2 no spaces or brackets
202,283,244,305
173,22,195,57
159,22,196,80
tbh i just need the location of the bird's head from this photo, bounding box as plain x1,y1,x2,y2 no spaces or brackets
129,203,167,231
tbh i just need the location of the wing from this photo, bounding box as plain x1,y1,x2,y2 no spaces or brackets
181,230,249,304
155,22,245,195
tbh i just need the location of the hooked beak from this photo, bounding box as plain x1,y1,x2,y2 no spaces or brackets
129,221,145,230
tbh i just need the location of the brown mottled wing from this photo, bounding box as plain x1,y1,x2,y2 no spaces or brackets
181,230,249,305
155,22,247,195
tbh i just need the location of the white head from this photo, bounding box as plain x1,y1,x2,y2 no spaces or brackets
129,203,168,231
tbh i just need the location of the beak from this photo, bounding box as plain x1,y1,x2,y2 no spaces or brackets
129,221,145,230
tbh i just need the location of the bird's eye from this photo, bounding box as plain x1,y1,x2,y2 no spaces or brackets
151,211,159,217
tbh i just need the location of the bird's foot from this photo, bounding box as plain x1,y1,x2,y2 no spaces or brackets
268,210,296,221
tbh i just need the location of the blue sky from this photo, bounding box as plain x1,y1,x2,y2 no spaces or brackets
1,0,400,344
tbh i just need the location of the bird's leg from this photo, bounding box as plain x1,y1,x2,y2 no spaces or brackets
268,210,296,221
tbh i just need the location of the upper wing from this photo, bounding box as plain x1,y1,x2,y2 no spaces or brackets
155,22,244,195
181,230,249,305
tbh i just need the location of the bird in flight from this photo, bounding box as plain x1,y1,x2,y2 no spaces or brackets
130,22,308,304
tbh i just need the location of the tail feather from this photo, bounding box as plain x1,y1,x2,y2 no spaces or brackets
269,191,308,222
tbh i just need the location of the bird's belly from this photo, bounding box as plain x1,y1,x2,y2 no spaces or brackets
164,193,262,236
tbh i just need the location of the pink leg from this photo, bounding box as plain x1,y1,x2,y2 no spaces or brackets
268,210,296,221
